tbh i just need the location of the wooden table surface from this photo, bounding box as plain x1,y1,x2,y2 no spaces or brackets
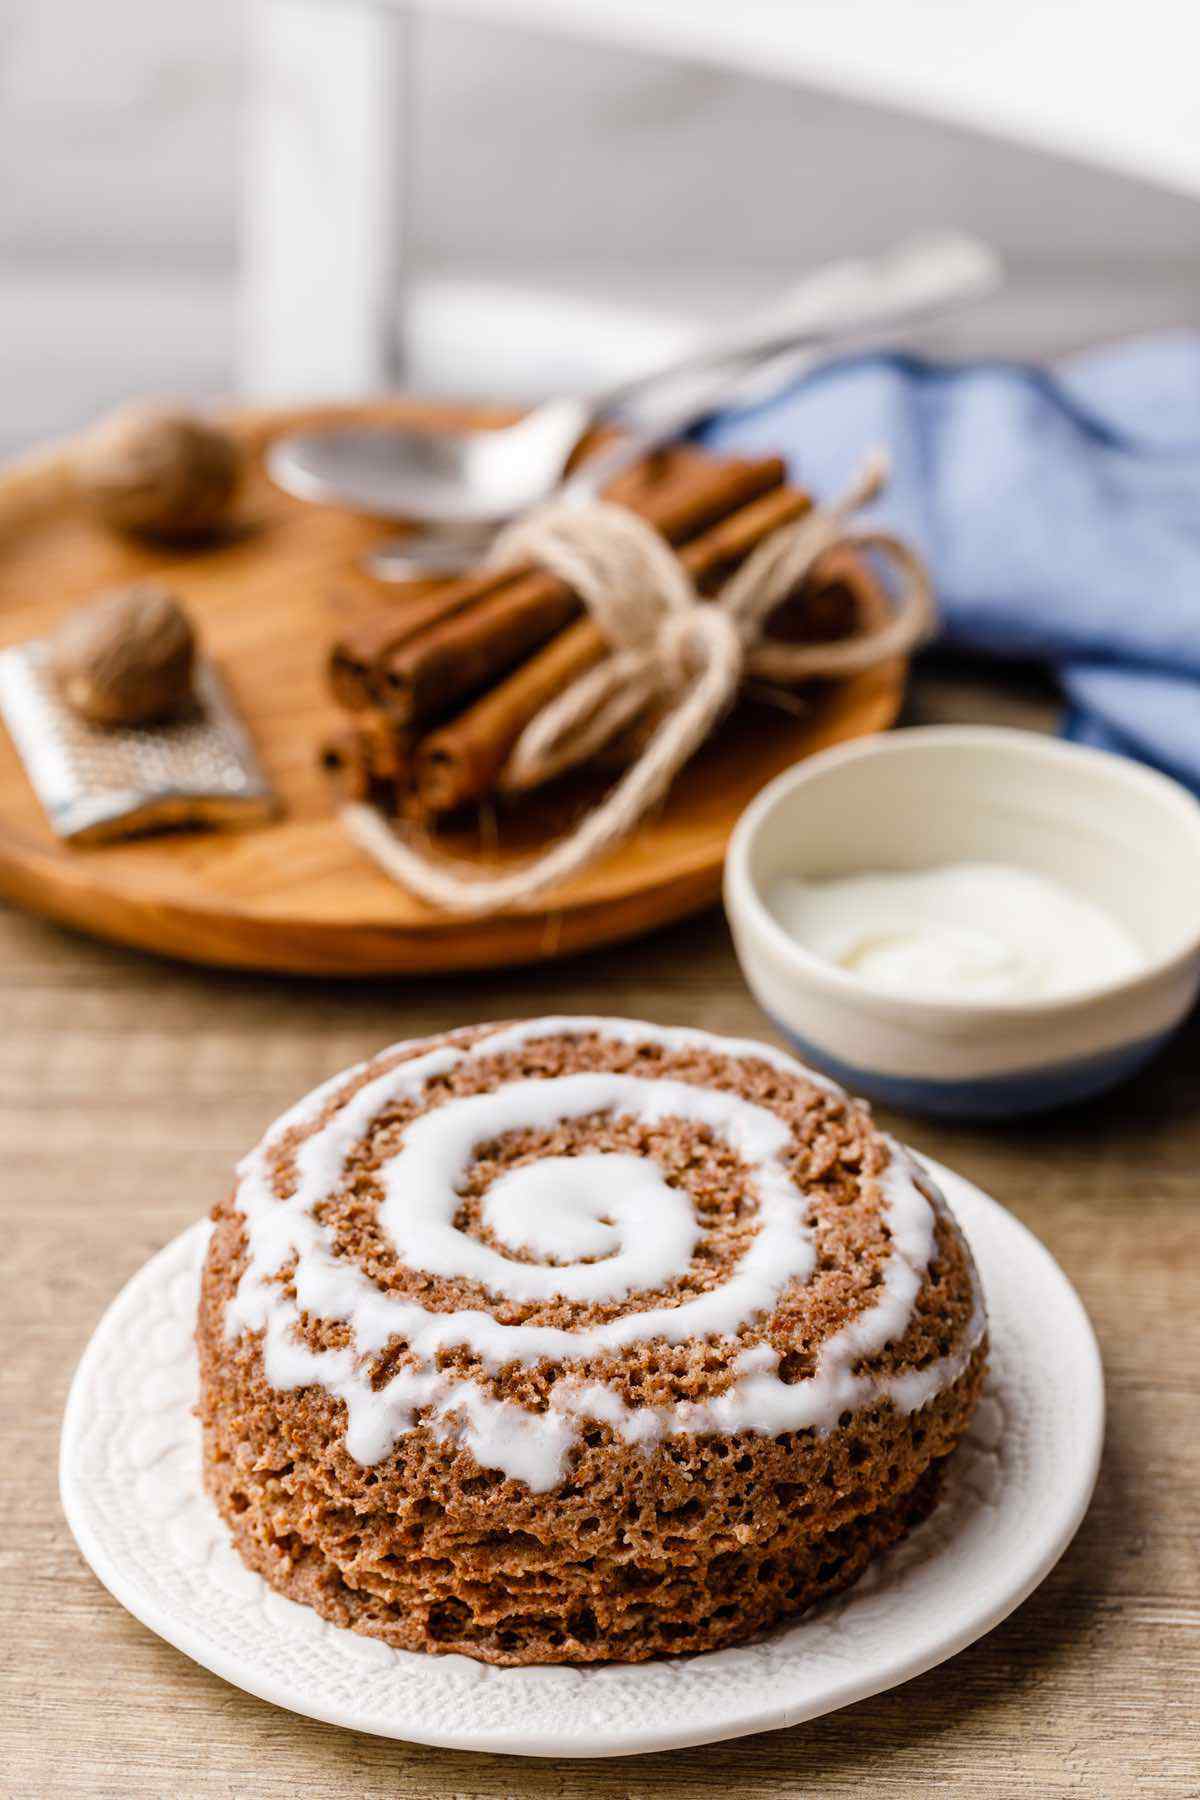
2,666,1197,1798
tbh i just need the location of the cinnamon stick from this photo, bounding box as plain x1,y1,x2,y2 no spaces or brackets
377,450,786,730
415,618,602,813
318,728,373,802
414,481,812,814
318,713,413,803
328,442,685,710
329,566,522,711
361,711,414,785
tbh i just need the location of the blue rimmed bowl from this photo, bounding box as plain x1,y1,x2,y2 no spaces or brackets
724,726,1200,1118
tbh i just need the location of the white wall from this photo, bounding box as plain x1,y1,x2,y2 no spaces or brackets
2,0,1198,441
0,0,240,265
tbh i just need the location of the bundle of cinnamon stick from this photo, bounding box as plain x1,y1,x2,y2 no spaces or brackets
319,444,866,821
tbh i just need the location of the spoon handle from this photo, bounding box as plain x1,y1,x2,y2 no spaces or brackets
557,231,999,505
580,231,998,432
368,234,1000,576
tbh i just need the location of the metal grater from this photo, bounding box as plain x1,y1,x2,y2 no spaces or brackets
0,639,278,844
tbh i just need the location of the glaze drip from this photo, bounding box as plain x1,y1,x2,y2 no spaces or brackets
227,1017,984,1490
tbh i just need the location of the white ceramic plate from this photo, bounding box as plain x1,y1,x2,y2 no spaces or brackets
59,1159,1103,1760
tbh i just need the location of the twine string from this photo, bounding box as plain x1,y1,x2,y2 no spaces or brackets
343,450,935,914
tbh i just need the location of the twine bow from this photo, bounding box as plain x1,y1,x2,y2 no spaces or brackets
344,450,935,914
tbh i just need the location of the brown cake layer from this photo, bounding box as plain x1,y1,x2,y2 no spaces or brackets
197,1020,987,1665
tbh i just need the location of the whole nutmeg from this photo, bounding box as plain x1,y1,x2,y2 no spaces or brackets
74,403,243,541
52,584,197,727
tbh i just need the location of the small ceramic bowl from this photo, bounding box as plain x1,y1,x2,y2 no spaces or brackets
724,725,1200,1117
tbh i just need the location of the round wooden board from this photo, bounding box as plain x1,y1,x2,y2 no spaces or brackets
0,401,907,976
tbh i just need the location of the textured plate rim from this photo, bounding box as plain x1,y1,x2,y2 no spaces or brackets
59,1157,1104,1759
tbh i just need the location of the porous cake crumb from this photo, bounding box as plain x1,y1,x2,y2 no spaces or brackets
197,1017,987,1665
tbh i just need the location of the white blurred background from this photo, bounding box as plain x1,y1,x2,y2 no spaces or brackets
4,0,1200,451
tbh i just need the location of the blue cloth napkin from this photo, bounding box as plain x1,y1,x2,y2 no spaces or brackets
699,333,1200,791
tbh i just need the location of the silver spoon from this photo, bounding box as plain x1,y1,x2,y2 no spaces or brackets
268,233,998,578
361,353,818,580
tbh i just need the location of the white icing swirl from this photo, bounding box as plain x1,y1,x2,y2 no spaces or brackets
226,1017,985,1491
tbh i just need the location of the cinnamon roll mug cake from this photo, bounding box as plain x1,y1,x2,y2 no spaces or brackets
197,1017,987,1666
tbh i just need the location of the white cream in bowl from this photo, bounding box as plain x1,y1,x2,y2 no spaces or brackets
768,862,1146,1005
724,726,1200,1116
